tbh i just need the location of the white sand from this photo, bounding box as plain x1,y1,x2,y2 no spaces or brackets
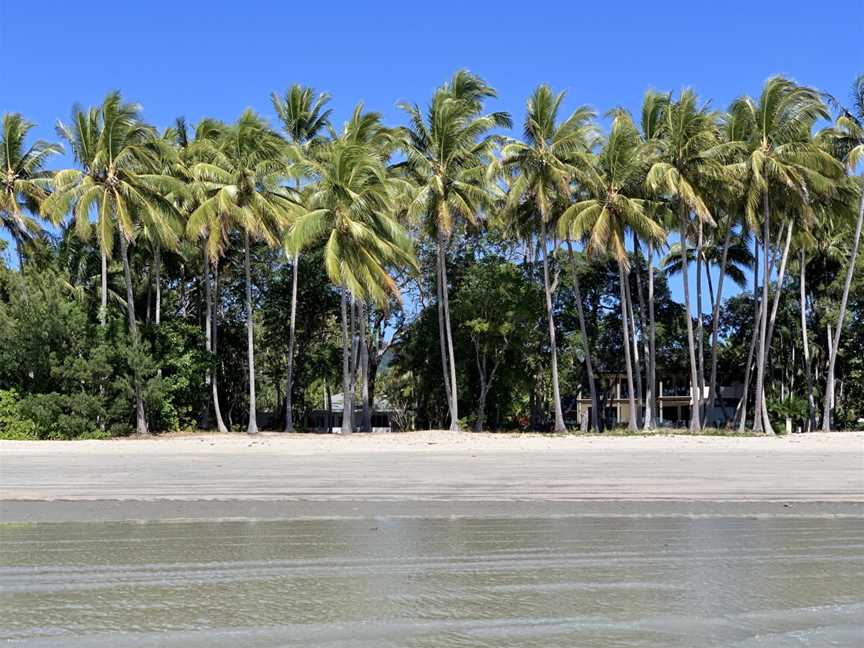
2,431,862,505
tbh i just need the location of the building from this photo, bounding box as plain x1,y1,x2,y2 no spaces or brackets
307,393,395,432
573,376,743,428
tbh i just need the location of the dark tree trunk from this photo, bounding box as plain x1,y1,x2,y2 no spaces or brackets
340,288,353,434
284,253,300,432
566,239,600,432
707,224,732,425
118,229,148,436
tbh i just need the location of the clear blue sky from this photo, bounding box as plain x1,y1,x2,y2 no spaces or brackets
2,0,863,302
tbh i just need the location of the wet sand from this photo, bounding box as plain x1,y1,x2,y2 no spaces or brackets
2,431,862,521
2,432,863,646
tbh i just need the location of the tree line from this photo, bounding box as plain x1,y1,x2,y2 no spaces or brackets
1,72,862,437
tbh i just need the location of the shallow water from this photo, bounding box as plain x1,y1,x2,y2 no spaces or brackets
1,517,862,647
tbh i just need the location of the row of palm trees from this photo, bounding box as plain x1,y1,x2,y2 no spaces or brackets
2,72,862,434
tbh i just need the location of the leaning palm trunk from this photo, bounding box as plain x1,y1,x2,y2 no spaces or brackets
696,217,706,425
823,186,864,431
618,263,638,431
760,221,794,435
678,207,701,431
753,197,772,433
243,231,258,434
565,238,600,432
436,229,459,429
707,226,732,425
358,300,371,432
211,259,228,433
118,228,148,436
340,288,353,434
799,251,816,431
201,245,213,430
283,253,300,432
540,218,566,432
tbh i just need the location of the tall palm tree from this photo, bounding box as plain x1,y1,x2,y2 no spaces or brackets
398,70,511,430
632,91,670,429
501,85,596,432
45,91,180,435
647,89,724,432
727,76,841,432
187,110,296,433
170,116,230,432
561,113,665,431
288,131,416,433
822,75,864,431
0,113,62,269
272,84,333,432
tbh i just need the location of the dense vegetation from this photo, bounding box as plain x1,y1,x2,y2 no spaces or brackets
1,73,861,437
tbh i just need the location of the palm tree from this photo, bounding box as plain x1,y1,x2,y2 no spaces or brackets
632,91,670,429
398,70,511,430
288,129,416,433
727,76,841,432
0,113,62,269
170,116,230,432
45,91,180,435
272,84,333,432
187,110,295,433
560,113,665,431
822,75,864,431
647,89,724,432
501,85,596,432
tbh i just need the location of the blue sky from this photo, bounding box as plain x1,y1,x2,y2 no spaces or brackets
2,0,863,303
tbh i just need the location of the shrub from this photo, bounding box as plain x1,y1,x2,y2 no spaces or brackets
0,389,37,439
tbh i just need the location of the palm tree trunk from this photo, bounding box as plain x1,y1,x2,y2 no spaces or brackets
437,229,459,430
624,268,643,427
154,245,161,325
284,253,300,432
340,288,353,434
633,234,652,430
565,238,600,432
358,300,371,432
100,249,108,327
201,244,213,430
753,196,771,433
823,185,864,431
799,251,816,432
696,216,706,425
678,206,701,431
243,230,258,434
736,236,760,430
618,263,638,431
473,347,488,432
118,229,148,436
707,225,732,425
212,259,228,433
540,218,566,432
646,240,657,430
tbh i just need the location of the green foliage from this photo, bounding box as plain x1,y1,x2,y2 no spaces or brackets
0,389,37,439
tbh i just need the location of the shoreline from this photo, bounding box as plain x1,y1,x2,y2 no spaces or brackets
2,431,862,523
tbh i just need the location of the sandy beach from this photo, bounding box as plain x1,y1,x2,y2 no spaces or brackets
2,431,862,521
